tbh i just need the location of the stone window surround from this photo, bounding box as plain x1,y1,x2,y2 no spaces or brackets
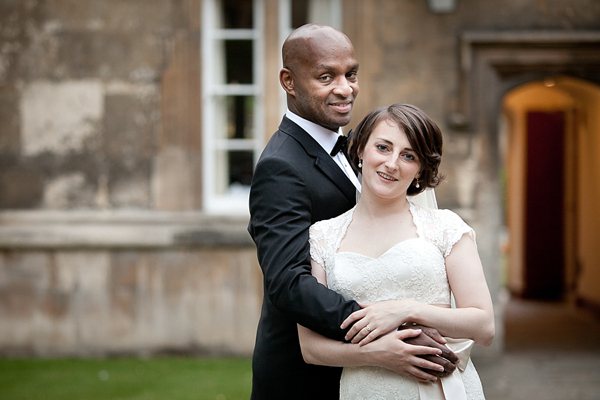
452,30,600,133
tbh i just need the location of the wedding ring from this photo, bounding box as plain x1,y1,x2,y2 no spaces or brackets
366,326,372,332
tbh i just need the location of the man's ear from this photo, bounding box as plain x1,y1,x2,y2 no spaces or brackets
279,68,295,96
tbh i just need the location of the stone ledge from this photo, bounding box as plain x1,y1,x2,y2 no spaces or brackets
0,210,253,249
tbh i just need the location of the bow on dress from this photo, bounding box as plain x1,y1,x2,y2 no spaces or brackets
418,338,475,400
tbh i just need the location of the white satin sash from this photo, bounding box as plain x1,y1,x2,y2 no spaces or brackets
418,338,474,400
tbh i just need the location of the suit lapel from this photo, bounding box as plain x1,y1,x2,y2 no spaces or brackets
279,117,357,203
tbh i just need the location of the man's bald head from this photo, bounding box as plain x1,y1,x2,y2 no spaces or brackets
282,24,354,71
279,24,359,131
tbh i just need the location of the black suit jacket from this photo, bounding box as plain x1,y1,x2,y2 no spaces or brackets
248,117,361,399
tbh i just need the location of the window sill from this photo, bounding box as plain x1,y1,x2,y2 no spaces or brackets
0,210,253,249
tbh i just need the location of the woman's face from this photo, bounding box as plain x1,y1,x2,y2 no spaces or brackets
359,119,421,201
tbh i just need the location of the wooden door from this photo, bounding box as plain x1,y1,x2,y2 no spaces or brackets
524,111,565,299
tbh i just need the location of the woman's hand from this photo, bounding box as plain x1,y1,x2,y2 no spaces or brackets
341,300,419,345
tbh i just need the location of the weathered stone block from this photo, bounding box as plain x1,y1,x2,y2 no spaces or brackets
0,252,50,291
56,32,164,81
43,172,96,209
103,93,157,159
109,174,151,208
110,252,140,289
20,80,104,156
43,0,174,33
153,147,201,210
102,91,157,208
0,88,21,153
66,251,110,294
0,159,45,209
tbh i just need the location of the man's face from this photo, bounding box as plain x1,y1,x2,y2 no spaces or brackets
287,37,359,131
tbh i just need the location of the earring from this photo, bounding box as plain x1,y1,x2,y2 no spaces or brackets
415,179,420,189
358,159,362,168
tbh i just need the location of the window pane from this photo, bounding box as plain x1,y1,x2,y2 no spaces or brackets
226,96,254,139
291,0,309,28
225,40,253,84
214,95,255,140
291,0,336,27
215,149,254,195
220,0,253,29
228,150,254,187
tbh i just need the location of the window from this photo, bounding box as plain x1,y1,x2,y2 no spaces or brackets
202,0,265,214
202,0,341,215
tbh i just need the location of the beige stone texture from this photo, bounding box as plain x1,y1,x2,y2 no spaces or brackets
20,80,104,156
0,0,599,357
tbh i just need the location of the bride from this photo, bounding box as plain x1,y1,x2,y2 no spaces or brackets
297,104,494,399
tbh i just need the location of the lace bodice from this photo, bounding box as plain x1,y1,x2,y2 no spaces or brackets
309,201,475,305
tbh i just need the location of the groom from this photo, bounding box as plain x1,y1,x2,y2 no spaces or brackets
248,24,457,400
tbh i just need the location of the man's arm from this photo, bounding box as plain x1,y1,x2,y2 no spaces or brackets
297,324,444,382
248,156,360,340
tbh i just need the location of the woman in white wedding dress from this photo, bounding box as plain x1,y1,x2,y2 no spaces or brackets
297,104,494,400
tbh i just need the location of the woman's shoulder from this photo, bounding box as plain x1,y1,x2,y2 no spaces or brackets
310,206,355,236
309,207,355,267
410,201,467,226
410,201,475,255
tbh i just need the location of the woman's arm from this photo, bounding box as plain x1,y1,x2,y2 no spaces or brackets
343,234,495,347
297,259,446,382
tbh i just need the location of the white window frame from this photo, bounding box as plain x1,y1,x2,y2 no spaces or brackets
202,0,265,215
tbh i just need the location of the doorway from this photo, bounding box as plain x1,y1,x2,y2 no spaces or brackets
503,76,600,306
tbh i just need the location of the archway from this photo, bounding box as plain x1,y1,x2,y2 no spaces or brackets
452,32,600,352
502,76,600,307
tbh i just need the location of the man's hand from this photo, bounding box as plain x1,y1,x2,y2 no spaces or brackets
399,325,459,377
361,328,446,382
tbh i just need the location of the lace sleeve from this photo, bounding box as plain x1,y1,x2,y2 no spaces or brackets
439,210,476,258
308,222,328,267
309,208,354,274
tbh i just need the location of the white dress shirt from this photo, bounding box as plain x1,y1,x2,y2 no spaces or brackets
286,110,362,192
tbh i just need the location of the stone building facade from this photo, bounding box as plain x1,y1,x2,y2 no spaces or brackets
1,0,599,357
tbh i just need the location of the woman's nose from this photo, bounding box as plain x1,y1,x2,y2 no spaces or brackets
385,154,399,170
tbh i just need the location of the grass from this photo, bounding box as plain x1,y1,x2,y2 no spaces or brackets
0,357,252,400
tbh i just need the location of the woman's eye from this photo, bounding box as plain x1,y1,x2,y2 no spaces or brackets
376,144,388,152
403,153,416,161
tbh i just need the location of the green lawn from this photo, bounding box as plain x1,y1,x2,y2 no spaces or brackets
0,357,252,400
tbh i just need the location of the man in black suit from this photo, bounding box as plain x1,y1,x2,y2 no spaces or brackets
248,24,456,400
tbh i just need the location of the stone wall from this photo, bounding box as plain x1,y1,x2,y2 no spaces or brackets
0,211,261,357
1,0,600,357
343,0,600,210
0,0,222,356
0,0,201,211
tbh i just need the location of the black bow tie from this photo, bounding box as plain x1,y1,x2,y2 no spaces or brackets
330,132,350,156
